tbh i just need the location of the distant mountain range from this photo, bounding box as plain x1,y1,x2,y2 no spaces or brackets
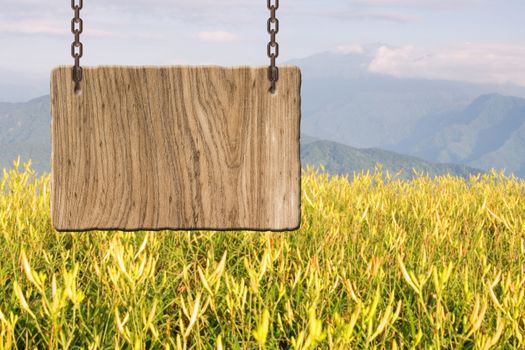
0,95,484,179
301,135,483,180
288,48,525,151
287,48,525,178
394,94,525,178
0,96,50,174
1,48,524,179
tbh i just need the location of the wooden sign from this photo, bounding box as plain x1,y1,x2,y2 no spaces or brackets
50,66,301,231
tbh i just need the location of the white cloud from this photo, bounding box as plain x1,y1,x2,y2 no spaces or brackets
0,20,66,35
335,44,365,54
368,44,525,87
0,19,166,40
338,11,420,22
313,9,420,23
352,0,480,9
197,31,238,43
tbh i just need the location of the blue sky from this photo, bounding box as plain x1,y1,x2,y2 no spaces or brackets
1,0,524,101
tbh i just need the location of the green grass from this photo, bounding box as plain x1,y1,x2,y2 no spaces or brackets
1,159,524,349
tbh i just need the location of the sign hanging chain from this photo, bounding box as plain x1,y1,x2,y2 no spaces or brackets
71,0,84,94
267,0,279,93
69,1,279,93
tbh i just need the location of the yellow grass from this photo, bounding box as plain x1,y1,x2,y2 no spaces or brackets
0,158,524,349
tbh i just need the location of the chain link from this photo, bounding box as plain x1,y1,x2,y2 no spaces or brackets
68,1,278,94
267,0,279,93
71,0,83,94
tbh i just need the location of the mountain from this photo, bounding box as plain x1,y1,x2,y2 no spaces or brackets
394,94,525,178
287,49,525,150
0,95,483,180
0,95,50,144
4,47,525,180
301,136,484,180
0,96,50,174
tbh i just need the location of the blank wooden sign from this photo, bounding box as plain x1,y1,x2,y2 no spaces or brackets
50,66,301,231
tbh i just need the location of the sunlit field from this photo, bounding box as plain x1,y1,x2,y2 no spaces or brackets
1,159,524,349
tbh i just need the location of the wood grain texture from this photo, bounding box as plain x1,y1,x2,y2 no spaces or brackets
51,65,301,231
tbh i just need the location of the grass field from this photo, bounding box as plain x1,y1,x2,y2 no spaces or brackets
1,158,524,349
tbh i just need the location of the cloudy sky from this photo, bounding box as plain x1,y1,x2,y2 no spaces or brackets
1,0,524,101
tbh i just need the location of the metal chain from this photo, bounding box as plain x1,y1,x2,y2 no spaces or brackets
267,0,279,93
68,1,277,94
71,0,84,94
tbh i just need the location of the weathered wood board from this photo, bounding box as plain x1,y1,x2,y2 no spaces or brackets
50,66,301,231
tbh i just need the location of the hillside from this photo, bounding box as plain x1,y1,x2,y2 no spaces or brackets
288,49,525,150
301,137,483,180
1,95,484,179
0,95,50,173
395,94,525,178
